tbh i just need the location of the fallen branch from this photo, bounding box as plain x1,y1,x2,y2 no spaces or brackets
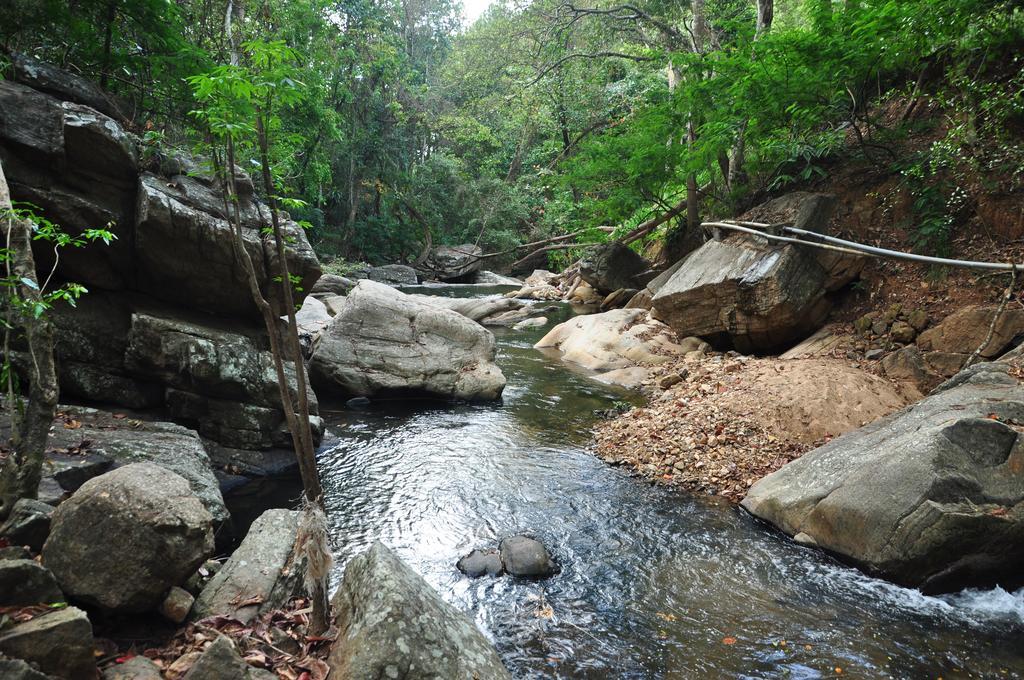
964,265,1018,369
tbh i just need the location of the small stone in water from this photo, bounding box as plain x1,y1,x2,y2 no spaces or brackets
346,397,372,410
457,549,503,578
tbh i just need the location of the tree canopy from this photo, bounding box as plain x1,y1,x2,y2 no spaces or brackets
4,0,1021,268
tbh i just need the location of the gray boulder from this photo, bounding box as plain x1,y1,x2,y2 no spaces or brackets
0,607,94,680
418,244,484,282
192,509,303,624
0,658,54,680
46,408,228,525
102,656,163,680
294,296,331,336
328,543,511,680
310,273,355,298
651,235,833,353
183,635,274,680
0,560,63,606
498,536,558,578
580,241,650,294
367,264,418,286
472,271,522,286
310,281,506,401
407,294,525,324
742,361,1024,594
457,549,503,577
43,463,214,612
0,499,53,551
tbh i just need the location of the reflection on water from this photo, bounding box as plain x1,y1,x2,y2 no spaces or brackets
317,287,1024,678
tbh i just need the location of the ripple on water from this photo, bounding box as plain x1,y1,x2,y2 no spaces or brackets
317,292,1024,679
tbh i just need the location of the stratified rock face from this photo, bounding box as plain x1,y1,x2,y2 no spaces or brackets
43,463,214,612
651,236,832,353
0,68,322,452
328,542,512,680
580,242,650,294
418,244,484,282
192,509,303,624
742,361,1024,594
310,280,506,401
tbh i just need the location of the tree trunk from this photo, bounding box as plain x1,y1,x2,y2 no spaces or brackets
727,0,773,196
0,160,59,521
100,0,118,90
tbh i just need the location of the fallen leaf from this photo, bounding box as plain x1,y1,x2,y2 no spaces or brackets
722,636,737,645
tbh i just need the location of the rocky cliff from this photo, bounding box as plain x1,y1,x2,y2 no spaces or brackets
0,54,322,451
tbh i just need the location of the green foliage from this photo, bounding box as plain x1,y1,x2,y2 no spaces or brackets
0,204,115,320
6,0,1022,265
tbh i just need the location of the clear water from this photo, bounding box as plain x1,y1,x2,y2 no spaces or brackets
318,286,1024,679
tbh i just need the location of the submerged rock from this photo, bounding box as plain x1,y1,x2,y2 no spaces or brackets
311,280,506,401
192,509,303,624
328,542,511,679
43,463,214,613
742,361,1024,594
499,536,558,578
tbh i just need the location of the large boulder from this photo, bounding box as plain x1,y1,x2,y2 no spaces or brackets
0,607,95,680
43,463,214,612
742,361,1024,594
192,509,303,623
535,308,695,387
417,244,484,282
310,280,506,401
740,192,863,291
651,235,832,353
407,294,525,324
366,264,418,286
47,408,228,525
310,273,354,298
328,543,511,680
579,242,650,294
124,310,320,449
917,305,1024,359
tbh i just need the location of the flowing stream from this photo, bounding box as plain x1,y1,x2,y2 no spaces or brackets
317,285,1024,679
